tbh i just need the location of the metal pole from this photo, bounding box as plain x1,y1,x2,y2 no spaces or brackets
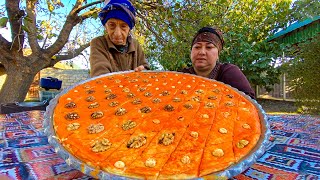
283,73,286,100
282,52,286,100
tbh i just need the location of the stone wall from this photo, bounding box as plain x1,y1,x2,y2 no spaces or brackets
37,68,90,101
40,68,90,90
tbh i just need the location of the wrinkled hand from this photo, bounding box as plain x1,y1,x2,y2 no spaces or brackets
134,65,145,72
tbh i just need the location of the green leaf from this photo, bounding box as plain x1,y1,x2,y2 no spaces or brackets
174,3,180,10
0,17,8,28
22,25,30,33
37,34,44,40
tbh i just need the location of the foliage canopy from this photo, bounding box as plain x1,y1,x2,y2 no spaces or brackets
136,0,292,89
284,36,320,114
0,0,315,103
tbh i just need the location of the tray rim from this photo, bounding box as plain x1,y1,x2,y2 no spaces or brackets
43,70,271,179
15,100,47,107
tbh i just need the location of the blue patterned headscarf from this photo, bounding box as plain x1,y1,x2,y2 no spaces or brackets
99,0,136,29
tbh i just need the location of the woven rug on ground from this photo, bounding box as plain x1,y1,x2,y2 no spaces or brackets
0,111,90,179
0,111,319,180
233,114,320,180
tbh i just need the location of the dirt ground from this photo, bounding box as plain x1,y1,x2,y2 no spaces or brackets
256,98,298,114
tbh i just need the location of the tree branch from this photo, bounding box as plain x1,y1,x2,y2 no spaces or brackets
50,42,90,65
45,1,101,57
73,0,102,14
25,0,41,54
0,35,14,65
5,0,25,53
79,8,101,20
135,1,160,10
0,34,12,65
136,11,167,45
0,34,11,49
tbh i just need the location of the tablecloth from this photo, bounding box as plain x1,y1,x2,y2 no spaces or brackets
0,111,319,180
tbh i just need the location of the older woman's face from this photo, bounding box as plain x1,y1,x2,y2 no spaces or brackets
191,42,219,71
105,18,130,45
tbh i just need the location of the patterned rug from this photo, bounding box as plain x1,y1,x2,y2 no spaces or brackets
233,114,320,180
0,111,319,180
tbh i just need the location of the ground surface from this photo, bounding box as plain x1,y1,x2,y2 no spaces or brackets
256,98,298,114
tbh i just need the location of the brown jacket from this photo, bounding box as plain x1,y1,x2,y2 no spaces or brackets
180,63,255,99
89,35,149,77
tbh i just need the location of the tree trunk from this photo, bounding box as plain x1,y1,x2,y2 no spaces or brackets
0,68,37,104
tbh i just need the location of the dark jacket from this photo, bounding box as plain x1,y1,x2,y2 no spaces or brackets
180,63,256,99
89,35,150,77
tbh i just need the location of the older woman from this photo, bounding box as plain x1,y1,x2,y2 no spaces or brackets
180,27,255,99
89,0,150,77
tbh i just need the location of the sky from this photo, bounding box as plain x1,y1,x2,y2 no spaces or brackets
0,26,10,40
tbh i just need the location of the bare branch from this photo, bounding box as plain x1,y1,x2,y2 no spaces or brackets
80,8,100,20
72,0,84,11
5,0,25,53
73,0,102,14
44,15,80,57
45,1,102,57
51,42,90,65
25,0,41,54
0,35,14,64
41,14,52,49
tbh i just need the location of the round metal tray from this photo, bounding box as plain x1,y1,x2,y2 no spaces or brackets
16,100,47,107
43,70,271,179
